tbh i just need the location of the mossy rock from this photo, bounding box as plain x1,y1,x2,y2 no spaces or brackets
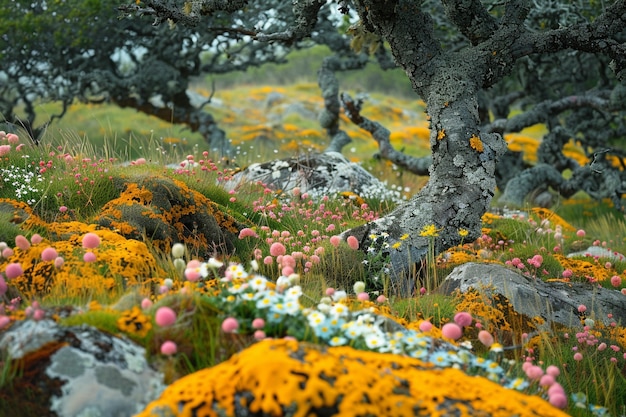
0,218,164,300
137,339,568,417
95,176,244,258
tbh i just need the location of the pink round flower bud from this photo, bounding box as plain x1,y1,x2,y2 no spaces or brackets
549,393,568,409
577,304,587,313
453,312,473,327
184,268,201,282
546,365,560,377
82,232,101,249
5,263,23,279
346,236,359,250
15,235,30,251
221,317,239,333
329,236,341,247
525,365,544,380
539,374,555,387
41,247,58,262
573,352,583,361
325,287,335,296
252,318,265,329
141,298,153,309
478,330,494,347
269,242,286,257
83,252,97,262
155,307,177,327
419,320,433,332
576,229,586,238
441,323,463,340
2,248,14,258
357,292,369,301
0,316,10,329
160,340,177,355
254,330,266,340
376,295,387,303
610,275,622,287
54,256,65,268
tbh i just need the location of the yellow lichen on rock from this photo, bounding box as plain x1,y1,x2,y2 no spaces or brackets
137,339,568,417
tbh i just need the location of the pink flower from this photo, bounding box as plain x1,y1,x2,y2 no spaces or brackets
525,365,543,380
82,232,101,249
453,312,473,327
346,236,359,250
221,317,239,333
141,298,153,309
41,247,58,262
419,320,433,332
0,145,11,156
376,295,387,303
610,275,622,287
577,304,587,313
326,224,336,232
15,235,30,251
441,323,463,340
252,318,265,329
269,242,286,257
478,330,494,347
184,267,201,282
59,206,68,213
0,316,10,329
2,248,14,258
598,342,607,351
263,256,273,265
238,228,259,239
160,341,177,355
30,234,43,244
325,287,335,296
329,235,341,247
573,352,583,361
546,365,560,377
357,292,369,301
549,393,567,409
281,266,294,276
539,374,555,387
576,229,586,238
83,252,97,262
281,255,296,268
6,133,19,144
54,256,64,268
155,307,177,327
254,330,266,340
562,269,573,278
5,263,23,279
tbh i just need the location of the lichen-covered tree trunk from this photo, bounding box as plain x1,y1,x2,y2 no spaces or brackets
345,69,506,294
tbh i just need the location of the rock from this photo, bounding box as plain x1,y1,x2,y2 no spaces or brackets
96,175,243,258
223,152,403,202
567,246,626,262
136,339,568,417
439,262,626,331
0,319,164,417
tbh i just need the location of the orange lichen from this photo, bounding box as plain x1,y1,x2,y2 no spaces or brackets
531,208,576,232
0,225,163,300
137,339,568,417
469,134,484,152
553,254,612,281
437,129,446,140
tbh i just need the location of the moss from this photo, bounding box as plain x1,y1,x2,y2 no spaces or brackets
95,176,244,259
137,339,568,417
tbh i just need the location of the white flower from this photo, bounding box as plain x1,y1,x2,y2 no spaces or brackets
330,303,348,318
207,257,224,268
285,285,302,300
353,281,365,294
249,275,268,292
364,333,386,350
331,290,347,302
307,311,326,328
250,259,259,271
276,276,290,291
171,243,185,258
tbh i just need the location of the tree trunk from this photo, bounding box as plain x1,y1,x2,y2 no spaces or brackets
345,71,506,294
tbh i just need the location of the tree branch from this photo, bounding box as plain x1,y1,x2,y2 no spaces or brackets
441,0,498,45
340,93,431,175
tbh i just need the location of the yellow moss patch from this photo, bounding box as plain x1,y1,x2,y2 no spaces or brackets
137,339,568,417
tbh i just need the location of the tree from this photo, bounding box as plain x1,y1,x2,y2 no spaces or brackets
0,0,299,154
132,0,626,294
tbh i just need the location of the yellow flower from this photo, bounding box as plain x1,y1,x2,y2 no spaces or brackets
392,242,402,249
458,228,469,237
400,233,410,240
419,224,441,237
117,306,152,338
437,129,446,140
